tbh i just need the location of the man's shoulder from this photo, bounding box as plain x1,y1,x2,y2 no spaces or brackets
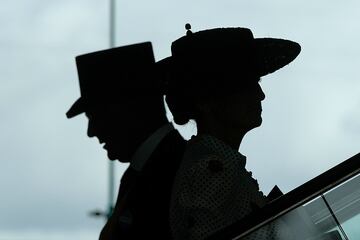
149,130,186,160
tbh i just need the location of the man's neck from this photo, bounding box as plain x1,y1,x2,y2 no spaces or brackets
130,122,174,171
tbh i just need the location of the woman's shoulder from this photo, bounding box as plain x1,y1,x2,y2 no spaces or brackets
185,134,246,168
180,150,243,183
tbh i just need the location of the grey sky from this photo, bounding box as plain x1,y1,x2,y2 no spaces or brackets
1,0,359,239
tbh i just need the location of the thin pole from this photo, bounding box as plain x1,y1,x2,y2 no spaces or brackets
107,0,116,219
321,195,349,240
107,164,115,219
110,0,116,48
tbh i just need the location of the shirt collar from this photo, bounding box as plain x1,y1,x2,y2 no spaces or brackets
130,123,174,172
192,134,247,167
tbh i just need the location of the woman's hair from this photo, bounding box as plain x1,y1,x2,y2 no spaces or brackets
165,69,222,126
164,67,196,125
166,92,194,125
147,93,168,124
165,69,259,126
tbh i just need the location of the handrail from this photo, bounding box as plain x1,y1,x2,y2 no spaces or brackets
207,152,360,240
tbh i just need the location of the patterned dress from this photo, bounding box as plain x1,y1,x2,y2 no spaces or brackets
170,134,278,240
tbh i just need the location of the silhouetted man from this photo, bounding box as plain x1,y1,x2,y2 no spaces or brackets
66,42,186,239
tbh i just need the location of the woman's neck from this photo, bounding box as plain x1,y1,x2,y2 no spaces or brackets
197,121,246,150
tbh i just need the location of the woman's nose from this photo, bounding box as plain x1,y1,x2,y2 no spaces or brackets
256,84,265,101
259,87,265,101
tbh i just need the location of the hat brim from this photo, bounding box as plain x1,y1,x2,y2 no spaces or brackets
254,38,301,76
66,98,85,118
157,38,301,78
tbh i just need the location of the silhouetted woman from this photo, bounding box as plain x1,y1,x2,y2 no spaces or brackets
163,26,301,240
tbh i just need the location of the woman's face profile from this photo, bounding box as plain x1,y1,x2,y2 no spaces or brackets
210,82,265,133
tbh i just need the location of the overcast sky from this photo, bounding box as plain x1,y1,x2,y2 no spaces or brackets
1,0,359,239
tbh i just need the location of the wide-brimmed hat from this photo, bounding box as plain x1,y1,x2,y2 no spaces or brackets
66,42,158,118
158,26,301,95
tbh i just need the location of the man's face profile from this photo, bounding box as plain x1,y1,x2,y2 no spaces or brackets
85,104,136,162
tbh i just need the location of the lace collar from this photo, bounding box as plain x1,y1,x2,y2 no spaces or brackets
189,134,247,168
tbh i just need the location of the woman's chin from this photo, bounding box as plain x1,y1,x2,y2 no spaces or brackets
246,116,263,131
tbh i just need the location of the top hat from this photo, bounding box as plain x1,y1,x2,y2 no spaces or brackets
158,26,301,95
66,42,158,118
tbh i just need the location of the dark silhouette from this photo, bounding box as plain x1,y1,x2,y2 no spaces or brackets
66,42,186,239
160,25,301,239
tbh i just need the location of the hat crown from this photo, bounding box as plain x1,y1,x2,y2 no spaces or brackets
171,27,254,58
67,42,159,118
76,42,157,102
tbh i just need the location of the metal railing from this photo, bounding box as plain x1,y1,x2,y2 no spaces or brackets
207,152,360,240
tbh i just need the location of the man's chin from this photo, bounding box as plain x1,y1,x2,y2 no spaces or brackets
108,156,118,161
106,153,117,161
107,151,131,163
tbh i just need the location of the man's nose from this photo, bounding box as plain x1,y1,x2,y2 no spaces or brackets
87,120,96,138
